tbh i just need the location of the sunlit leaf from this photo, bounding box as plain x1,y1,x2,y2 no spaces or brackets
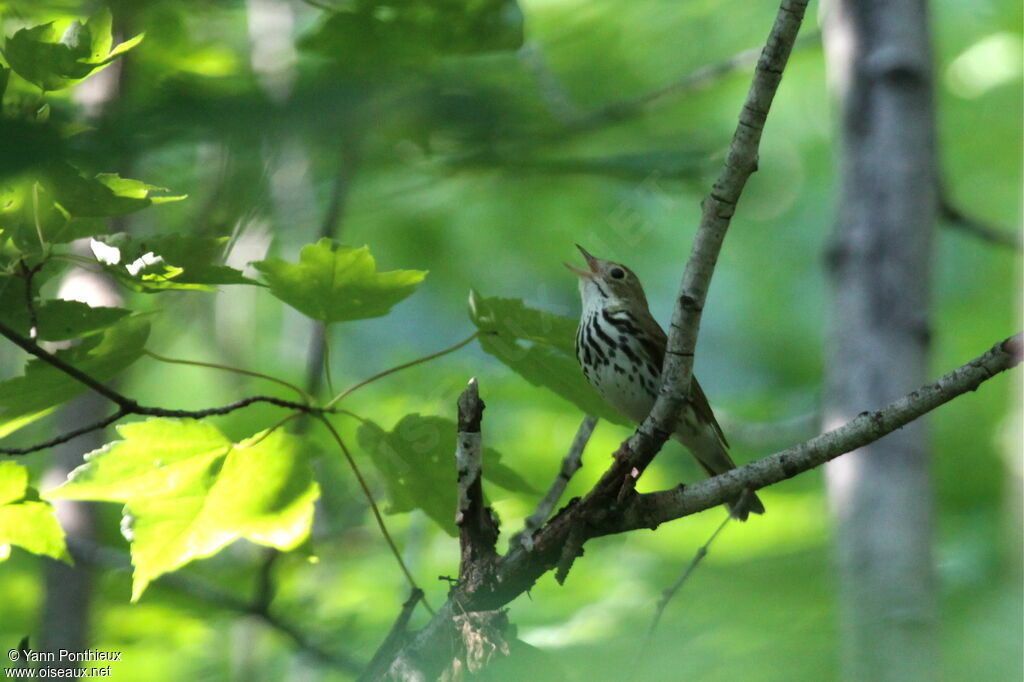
46,419,319,600
0,461,28,505
88,233,258,292
0,462,70,563
42,163,184,218
357,414,534,536
2,9,144,91
469,291,630,426
0,317,149,438
254,239,427,322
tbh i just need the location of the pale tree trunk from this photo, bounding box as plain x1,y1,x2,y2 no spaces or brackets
822,1,938,681
40,271,123,673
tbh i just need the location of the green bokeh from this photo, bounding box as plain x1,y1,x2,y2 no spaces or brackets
0,0,1020,680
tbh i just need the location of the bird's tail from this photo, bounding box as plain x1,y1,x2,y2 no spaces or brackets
673,428,765,521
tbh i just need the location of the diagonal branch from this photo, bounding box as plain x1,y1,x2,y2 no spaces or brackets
564,30,822,137
614,333,1022,533
374,333,1020,679
628,0,811,478
510,415,597,551
939,194,1022,250
645,513,732,640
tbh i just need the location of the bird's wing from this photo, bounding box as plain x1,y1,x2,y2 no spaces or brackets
635,310,730,449
689,375,730,448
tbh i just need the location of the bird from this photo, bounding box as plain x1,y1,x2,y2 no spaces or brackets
566,244,764,520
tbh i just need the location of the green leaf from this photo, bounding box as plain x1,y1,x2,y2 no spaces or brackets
357,414,534,536
254,239,427,323
43,163,185,218
469,290,578,355
0,462,70,563
2,9,144,91
0,271,130,341
35,301,132,341
469,291,630,426
0,66,9,100
88,233,258,292
0,317,150,438
0,461,28,505
46,419,319,600
0,183,106,252
300,0,523,71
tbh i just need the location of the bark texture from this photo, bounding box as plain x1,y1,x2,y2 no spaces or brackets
822,1,938,679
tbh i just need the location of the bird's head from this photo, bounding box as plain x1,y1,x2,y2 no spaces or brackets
565,244,649,313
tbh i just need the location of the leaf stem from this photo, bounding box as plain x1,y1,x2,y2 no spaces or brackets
236,411,304,449
32,183,46,250
322,326,336,397
143,349,312,404
314,414,434,616
326,331,480,408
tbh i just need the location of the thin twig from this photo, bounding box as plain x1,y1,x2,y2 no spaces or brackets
236,411,304,449
646,513,731,639
0,320,330,455
325,331,481,408
322,326,336,397
0,409,129,455
314,414,435,615
0,318,130,406
567,30,820,136
939,195,1022,250
143,350,311,403
31,183,46,251
511,415,597,551
18,260,44,340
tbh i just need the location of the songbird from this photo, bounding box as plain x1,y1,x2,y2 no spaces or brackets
566,245,764,520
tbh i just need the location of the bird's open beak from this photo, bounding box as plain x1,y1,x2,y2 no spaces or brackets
564,244,599,279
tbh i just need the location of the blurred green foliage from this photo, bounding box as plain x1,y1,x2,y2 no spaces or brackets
0,0,1020,680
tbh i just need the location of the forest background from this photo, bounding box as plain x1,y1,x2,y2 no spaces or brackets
0,0,1020,680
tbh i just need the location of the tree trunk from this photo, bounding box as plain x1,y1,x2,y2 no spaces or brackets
39,269,123,673
822,1,938,681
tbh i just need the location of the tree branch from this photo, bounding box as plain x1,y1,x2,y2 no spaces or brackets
455,378,499,580
629,0,811,479
0,409,131,456
373,332,1020,679
510,415,597,552
645,513,731,639
564,30,822,137
939,194,1022,250
614,333,1022,533
0,320,329,455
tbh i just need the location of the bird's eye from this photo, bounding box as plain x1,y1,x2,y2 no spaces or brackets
609,268,625,280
